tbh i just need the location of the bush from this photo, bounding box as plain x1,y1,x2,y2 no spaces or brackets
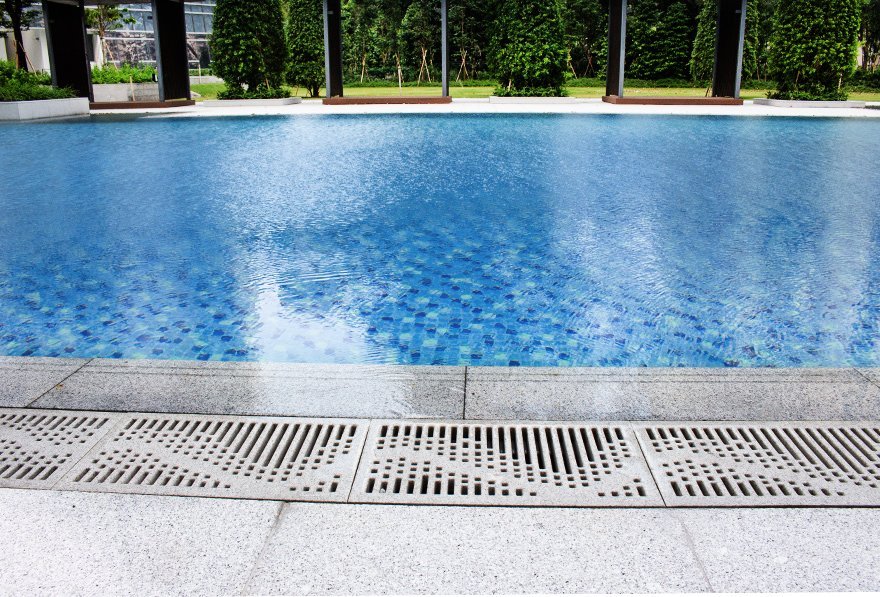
628,0,694,80
210,0,289,98
490,0,568,96
768,0,862,101
850,69,880,90
285,0,325,97
91,64,157,84
0,61,74,101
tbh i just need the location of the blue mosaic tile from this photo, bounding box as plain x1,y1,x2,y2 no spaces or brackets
0,114,879,366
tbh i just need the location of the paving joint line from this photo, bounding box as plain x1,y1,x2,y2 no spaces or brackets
854,367,880,391
670,509,717,593
345,419,373,503
462,366,468,420
630,424,669,507
48,412,131,491
24,358,94,408
240,500,287,595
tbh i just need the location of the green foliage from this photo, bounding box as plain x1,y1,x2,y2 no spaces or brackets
768,0,862,101
690,0,760,83
490,0,568,96
285,0,325,97
449,0,498,81
401,0,439,83
628,0,696,80
0,60,74,101
862,0,880,73
91,64,157,84
210,0,289,98
563,0,606,77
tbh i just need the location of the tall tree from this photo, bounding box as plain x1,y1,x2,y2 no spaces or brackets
210,0,289,98
401,0,439,84
85,6,136,65
690,0,759,82
563,0,607,78
285,0,324,97
627,0,696,80
1,0,39,71
447,0,494,81
343,0,378,82
862,0,880,72
490,0,568,95
768,0,862,100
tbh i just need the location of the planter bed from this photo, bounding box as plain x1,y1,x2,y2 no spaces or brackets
489,96,582,104
201,97,302,107
753,98,867,109
0,97,90,121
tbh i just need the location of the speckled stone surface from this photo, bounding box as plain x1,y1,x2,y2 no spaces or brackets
465,367,880,421
0,488,280,596
244,503,708,594
676,508,880,592
0,357,88,407
859,368,880,386
32,359,465,418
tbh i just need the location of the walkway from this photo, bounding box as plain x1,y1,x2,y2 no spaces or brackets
2,357,879,593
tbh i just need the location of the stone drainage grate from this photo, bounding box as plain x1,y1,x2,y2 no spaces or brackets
1,408,879,508
349,422,663,506
0,410,118,489
58,414,367,501
636,424,880,506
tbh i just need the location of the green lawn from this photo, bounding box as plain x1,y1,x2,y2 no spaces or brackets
191,82,880,103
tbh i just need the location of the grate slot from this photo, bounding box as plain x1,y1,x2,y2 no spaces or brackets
636,423,880,506
351,422,661,506
59,413,367,501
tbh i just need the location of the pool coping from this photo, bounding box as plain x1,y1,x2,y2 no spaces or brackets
84,97,880,119
3,356,879,422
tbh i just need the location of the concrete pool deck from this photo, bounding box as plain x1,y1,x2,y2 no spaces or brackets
86,96,880,119
3,357,879,421
2,359,879,593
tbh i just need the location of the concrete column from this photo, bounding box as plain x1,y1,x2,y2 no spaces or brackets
41,0,93,100
323,0,344,97
712,0,747,98
441,0,449,97
605,0,627,97
152,0,191,101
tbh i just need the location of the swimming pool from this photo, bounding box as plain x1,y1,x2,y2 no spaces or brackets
1,114,879,367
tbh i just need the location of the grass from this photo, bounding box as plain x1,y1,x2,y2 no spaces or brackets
191,82,880,103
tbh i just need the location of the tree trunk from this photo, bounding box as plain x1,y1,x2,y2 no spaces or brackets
11,12,28,71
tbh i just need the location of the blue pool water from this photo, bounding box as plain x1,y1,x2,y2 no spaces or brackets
1,114,879,367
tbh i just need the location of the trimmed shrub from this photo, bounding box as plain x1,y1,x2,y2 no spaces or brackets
91,64,157,84
628,0,695,80
285,0,325,97
490,0,568,96
210,0,290,99
0,60,74,101
768,0,862,101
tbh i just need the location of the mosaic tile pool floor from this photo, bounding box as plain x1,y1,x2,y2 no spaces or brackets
1,114,879,367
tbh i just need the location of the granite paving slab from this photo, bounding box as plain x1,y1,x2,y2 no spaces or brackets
244,503,708,594
0,357,89,407
676,508,880,592
465,367,880,421
0,488,279,596
33,359,465,418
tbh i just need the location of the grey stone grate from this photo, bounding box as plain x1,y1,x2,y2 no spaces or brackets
350,422,663,505
59,414,367,501
636,424,880,506
0,410,117,489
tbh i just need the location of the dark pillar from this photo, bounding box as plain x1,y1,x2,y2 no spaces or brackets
152,0,191,101
712,0,747,98
441,0,449,97
605,0,627,97
42,0,92,100
323,0,344,97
